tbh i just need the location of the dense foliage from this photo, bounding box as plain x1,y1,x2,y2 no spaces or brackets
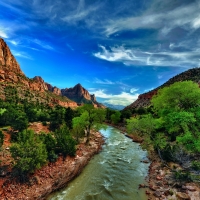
10,130,47,181
126,81,200,167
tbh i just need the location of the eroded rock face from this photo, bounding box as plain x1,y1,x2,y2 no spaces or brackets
61,83,91,101
0,38,24,76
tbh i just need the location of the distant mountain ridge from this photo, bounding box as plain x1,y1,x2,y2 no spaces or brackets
0,38,103,108
103,103,125,110
125,68,200,110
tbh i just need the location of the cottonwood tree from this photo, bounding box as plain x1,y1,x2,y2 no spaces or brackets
74,104,106,144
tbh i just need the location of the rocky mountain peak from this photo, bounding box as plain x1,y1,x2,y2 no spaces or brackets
62,83,91,100
61,83,100,106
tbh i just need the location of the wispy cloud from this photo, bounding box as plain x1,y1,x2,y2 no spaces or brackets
32,39,54,51
62,0,101,25
93,78,115,85
103,2,200,37
0,25,10,38
0,30,8,38
94,45,200,68
66,44,74,51
11,50,33,60
94,45,136,63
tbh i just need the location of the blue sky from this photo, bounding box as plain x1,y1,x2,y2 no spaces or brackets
1,0,200,106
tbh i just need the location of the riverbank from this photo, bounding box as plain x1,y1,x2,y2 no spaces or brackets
145,156,200,200
106,123,200,199
0,131,104,200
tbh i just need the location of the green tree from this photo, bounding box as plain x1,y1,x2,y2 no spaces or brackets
65,107,74,129
72,117,85,142
10,130,47,181
151,81,200,113
54,125,76,158
75,104,106,144
12,114,28,132
111,111,121,124
151,81,200,153
126,115,166,159
49,106,65,131
39,133,57,162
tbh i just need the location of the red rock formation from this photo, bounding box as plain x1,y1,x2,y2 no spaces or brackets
0,38,24,76
62,83,91,101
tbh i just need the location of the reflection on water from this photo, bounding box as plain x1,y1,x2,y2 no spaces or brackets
47,126,149,200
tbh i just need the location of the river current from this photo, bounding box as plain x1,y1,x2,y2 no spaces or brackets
47,126,149,200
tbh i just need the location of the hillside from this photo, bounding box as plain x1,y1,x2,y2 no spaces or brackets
0,38,102,108
124,68,200,110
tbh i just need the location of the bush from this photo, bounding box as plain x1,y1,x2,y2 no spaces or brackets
10,130,47,181
42,121,47,126
174,170,192,182
39,133,57,162
54,125,76,158
192,161,200,171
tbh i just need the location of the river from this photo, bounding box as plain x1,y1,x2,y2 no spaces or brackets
47,126,149,200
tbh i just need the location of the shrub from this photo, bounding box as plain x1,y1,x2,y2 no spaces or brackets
192,161,200,171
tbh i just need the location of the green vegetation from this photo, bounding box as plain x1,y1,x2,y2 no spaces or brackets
0,89,106,181
10,130,47,182
74,104,106,143
111,111,121,124
126,81,200,172
54,125,76,158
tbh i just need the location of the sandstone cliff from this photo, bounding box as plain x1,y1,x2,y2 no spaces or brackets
125,68,200,110
0,38,23,76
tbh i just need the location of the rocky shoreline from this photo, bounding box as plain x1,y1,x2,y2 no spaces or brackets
107,124,200,200
144,158,200,200
0,131,104,200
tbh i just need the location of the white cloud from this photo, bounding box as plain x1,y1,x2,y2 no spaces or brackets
89,89,139,106
94,45,137,63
